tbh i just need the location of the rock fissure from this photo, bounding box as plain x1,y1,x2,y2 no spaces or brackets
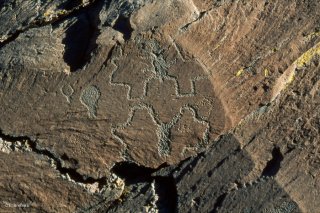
0,130,107,190
111,161,178,212
180,11,207,31
0,0,100,49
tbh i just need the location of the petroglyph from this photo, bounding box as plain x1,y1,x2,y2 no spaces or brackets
193,98,214,120
169,107,210,159
107,41,222,160
110,42,154,100
61,84,74,103
112,102,211,166
157,123,172,157
151,53,170,80
1,1,319,212
112,106,164,167
167,59,208,95
80,85,101,118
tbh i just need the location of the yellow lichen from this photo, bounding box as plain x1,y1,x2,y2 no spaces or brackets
264,68,269,77
271,42,320,100
305,31,320,40
295,42,320,68
235,68,245,77
43,9,54,17
287,70,295,85
57,9,68,16
43,9,69,22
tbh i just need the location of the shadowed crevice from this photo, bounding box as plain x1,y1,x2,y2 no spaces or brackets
112,15,133,41
0,30,22,49
261,146,284,177
111,161,158,184
154,176,178,213
58,0,84,10
0,130,107,189
0,0,100,49
62,15,96,71
111,161,177,212
180,11,206,31
211,193,227,213
61,0,106,72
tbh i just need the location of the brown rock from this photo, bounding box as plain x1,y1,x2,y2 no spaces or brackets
0,0,319,212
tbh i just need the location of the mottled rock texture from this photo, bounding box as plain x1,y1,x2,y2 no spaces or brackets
0,0,319,212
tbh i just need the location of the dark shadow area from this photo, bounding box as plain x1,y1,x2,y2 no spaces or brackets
113,15,133,41
0,29,22,48
155,177,178,213
61,153,79,169
57,0,83,10
111,161,159,184
58,0,105,72
62,15,94,71
111,161,177,212
261,146,284,177
211,193,227,213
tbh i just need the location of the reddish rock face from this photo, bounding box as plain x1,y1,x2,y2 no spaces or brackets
0,0,319,212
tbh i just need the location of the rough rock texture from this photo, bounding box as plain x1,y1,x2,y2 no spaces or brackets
0,0,319,212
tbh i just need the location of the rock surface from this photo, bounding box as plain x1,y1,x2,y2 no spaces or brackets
0,0,319,212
